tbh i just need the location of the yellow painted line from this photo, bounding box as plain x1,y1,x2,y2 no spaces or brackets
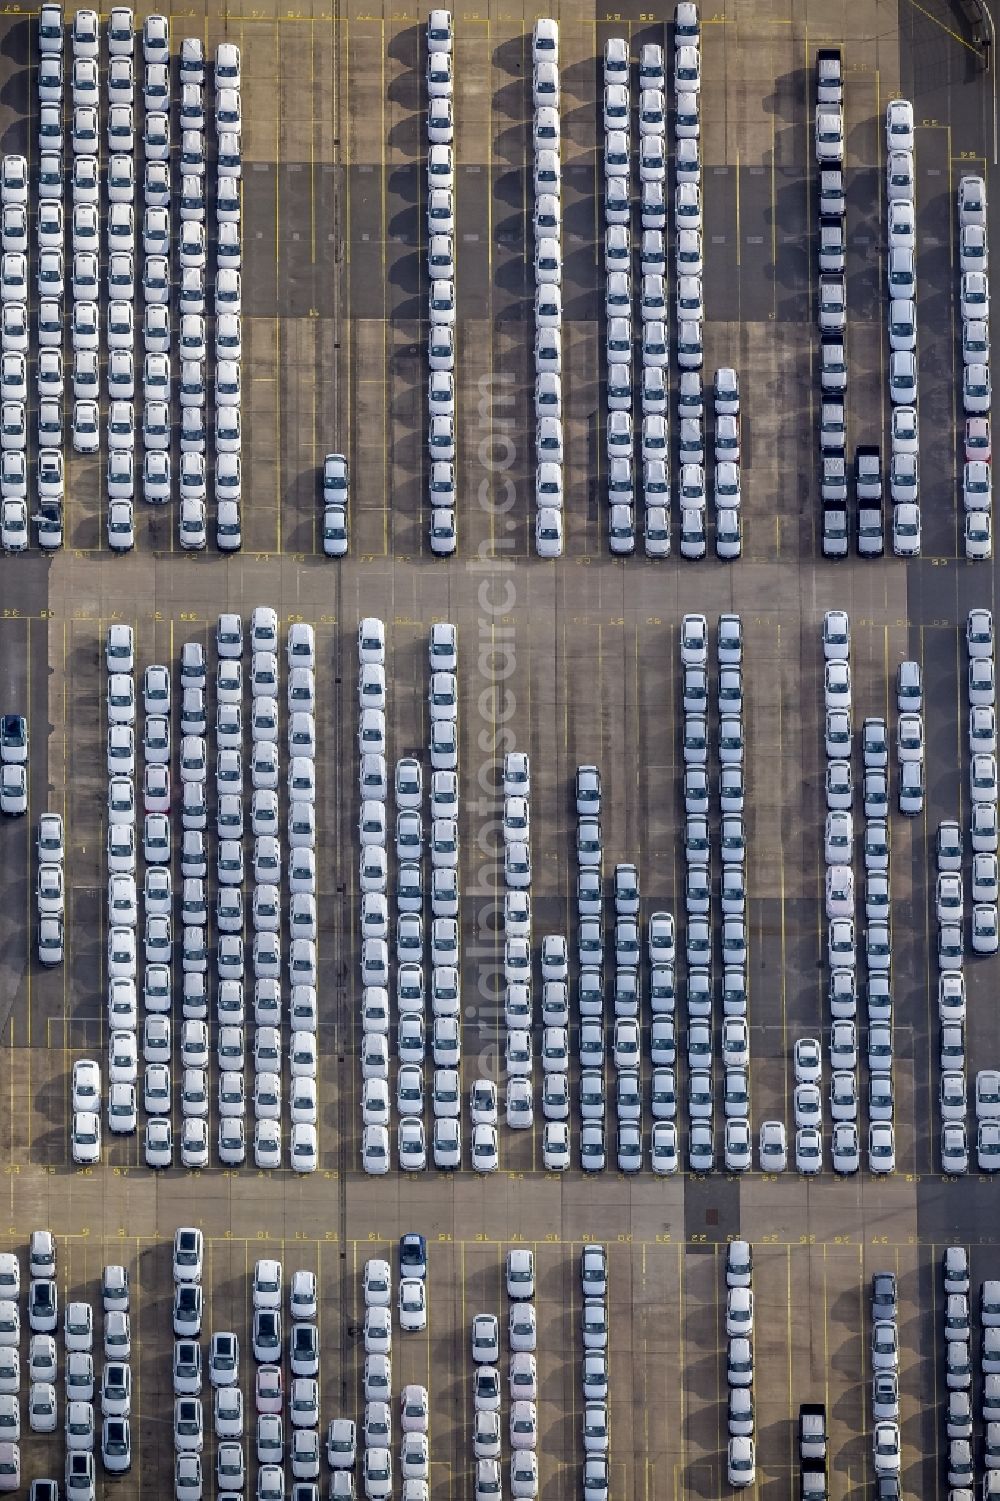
381,16,389,557
776,621,788,1118
273,22,283,556
857,1243,868,1455
24,617,31,1109
485,9,495,562
954,623,964,830
714,1242,724,1467
821,1246,831,1469
766,93,780,329
310,15,317,265
904,0,981,52
0,1222,981,1248
786,1246,795,1482
676,1245,687,1481
875,64,888,447
459,1242,469,1480
640,1243,648,1501
918,621,936,1163
61,617,69,1092
928,1244,941,1501
0,5,812,18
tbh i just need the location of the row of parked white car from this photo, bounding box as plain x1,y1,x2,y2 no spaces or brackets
102,613,322,1172
932,616,1000,1171
956,172,991,422
943,1253,1000,1470
425,11,457,556
495,749,544,1143
167,1234,331,1499
723,1242,756,1486
120,18,244,550
472,1247,547,1501
577,1245,610,1501
955,174,993,559
867,1272,904,1484
601,21,728,558
0,1235,136,1495
497,766,579,1168
601,35,664,556
469,1250,539,1498
812,71,855,558
938,1249,982,1489
937,820,997,1174
601,857,687,1171
677,615,754,1169
348,1251,432,1501
814,79,924,555
882,99,923,555
676,615,760,1170
106,628,153,1159
36,810,65,965
0,132,64,551
105,631,171,1164
358,620,474,1172
668,11,742,560
816,609,882,1170
528,16,564,558
573,773,685,1172
936,1282,977,1489
357,615,394,1171
676,369,741,558
960,609,1000,961
16,10,242,552
814,46,846,555
207,611,320,1171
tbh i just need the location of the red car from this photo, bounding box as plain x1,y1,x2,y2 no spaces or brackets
966,416,992,464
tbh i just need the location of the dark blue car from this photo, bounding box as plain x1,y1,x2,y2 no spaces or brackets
399,1233,426,1280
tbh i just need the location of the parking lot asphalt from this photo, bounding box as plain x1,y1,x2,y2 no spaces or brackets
3,1215,1000,1501
0,0,995,1496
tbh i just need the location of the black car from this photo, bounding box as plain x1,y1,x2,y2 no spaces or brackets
399,1233,427,1280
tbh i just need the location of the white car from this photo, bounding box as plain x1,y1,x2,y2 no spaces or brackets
962,274,988,332
888,198,915,250
728,1436,755,1489
795,1126,822,1174
886,149,914,201
825,864,854,918
865,1119,896,1174
873,1420,901,1474
362,1125,389,1175
825,810,852,865
942,1123,969,1175
794,1038,822,1083
885,97,914,152
824,659,851,710
832,1122,860,1174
